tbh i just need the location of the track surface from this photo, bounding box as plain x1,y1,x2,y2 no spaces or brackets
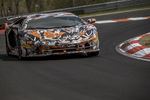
0,9,150,100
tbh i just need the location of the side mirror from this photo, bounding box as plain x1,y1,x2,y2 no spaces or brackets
87,18,96,24
0,23,7,30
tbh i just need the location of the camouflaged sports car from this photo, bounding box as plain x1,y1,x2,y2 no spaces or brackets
5,12,100,59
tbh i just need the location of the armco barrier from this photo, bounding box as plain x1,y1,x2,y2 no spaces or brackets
43,0,150,14
0,30,5,34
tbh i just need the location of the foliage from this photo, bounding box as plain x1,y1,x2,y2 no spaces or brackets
139,35,150,47
0,0,118,17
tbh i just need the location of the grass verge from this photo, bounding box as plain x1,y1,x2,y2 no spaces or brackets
79,6,150,17
138,35,150,47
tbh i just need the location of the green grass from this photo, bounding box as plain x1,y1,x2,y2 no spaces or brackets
139,35,150,47
79,6,150,17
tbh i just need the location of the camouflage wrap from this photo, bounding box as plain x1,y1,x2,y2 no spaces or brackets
7,12,99,57
21,24,99,56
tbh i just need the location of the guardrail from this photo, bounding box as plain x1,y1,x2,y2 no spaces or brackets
43,0,150,14
0,0,150,25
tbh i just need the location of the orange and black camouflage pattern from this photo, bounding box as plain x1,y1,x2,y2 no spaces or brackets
9,12,100,57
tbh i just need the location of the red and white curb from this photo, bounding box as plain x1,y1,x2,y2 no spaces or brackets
116,32,150,62
96,16,150,24
0,30,5,34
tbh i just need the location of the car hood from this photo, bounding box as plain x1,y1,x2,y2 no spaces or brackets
24,24,97,45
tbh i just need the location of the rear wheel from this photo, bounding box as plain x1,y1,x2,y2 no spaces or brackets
16,34,23,60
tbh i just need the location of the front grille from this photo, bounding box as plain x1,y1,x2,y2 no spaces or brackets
84,42,91,49
52,50,64,53
41,42,94,54
66,49,77,52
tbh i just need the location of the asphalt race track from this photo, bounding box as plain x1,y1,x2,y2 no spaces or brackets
0,9,150,100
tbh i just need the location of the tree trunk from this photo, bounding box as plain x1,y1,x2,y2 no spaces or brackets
1,0,5,17
14,0,20,15
25,0,32,13
8,0,13,16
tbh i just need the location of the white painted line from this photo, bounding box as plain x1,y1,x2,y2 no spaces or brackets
82,8,150,18
119,47,126,53
96,20,116,24
119,42,125,47
128,17,148,20
143,48,150,54
96,16,150,24
133,37,141,41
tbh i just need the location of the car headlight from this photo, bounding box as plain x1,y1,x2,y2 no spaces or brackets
93,32,98,43
83,29,97,41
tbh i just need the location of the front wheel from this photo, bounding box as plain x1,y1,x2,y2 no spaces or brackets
5,32,11,56
16,34,22,60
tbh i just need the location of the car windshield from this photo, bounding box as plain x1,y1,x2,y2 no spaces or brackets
26,16,85,29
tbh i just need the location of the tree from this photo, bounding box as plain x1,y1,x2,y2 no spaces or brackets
0,0,5,17
7,0,13,16
14,0,20,15
0,0,118,17
25,0,33,13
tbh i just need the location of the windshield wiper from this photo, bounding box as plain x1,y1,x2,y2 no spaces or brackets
53,25,77,28
42,26,73,29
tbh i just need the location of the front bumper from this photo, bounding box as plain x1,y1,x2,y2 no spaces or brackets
21,41,100,57
27,49,100,57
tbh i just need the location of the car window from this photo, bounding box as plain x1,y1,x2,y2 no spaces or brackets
26,16,85,29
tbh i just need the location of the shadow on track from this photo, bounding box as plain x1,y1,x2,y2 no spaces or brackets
0,53,96,61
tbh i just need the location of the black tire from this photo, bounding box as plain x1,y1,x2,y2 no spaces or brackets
16,34,22,60
5,32,11,56
87,51,100,57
